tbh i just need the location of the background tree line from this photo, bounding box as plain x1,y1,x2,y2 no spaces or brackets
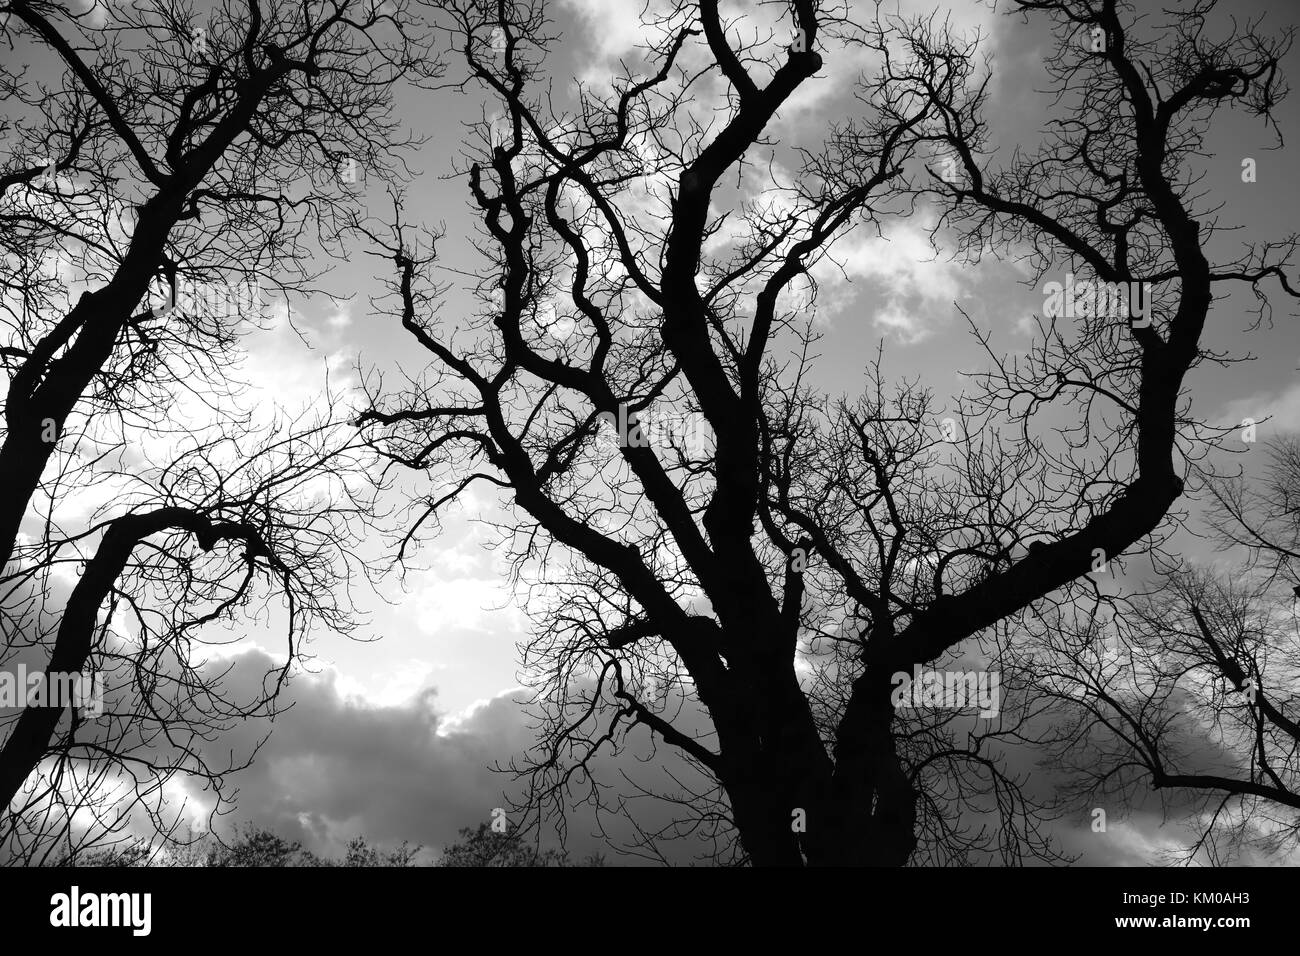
68,821,601,866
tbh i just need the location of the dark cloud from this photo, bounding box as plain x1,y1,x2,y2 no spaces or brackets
176,646,1299,866
173,650,532,859
177,650,722,864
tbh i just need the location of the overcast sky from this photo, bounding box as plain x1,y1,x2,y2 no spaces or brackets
9,0,1300,864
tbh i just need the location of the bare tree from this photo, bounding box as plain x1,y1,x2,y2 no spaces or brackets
1033,436,1300,864
0,0,427,861
360,0,1296,865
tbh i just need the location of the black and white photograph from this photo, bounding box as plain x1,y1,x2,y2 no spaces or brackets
0,0,1297,936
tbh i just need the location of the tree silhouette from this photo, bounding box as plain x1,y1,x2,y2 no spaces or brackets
1035,436,1300,863
359,0,1296,865
0,0,428,862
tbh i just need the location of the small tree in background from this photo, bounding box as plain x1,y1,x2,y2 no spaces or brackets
0,0,432,861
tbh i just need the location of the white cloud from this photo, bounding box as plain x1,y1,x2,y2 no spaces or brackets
559,0,658,79
335,657,439,708
831,217,963,303
410,573,523,635
873,303,931,345
1217,379,1300,441
238,297,356,420
811,216,969,342
326,305,352,329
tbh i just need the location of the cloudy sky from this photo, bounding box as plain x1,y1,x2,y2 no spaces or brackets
7,0,1300,864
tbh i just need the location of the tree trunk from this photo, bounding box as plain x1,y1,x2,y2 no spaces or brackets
713,656,918,867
